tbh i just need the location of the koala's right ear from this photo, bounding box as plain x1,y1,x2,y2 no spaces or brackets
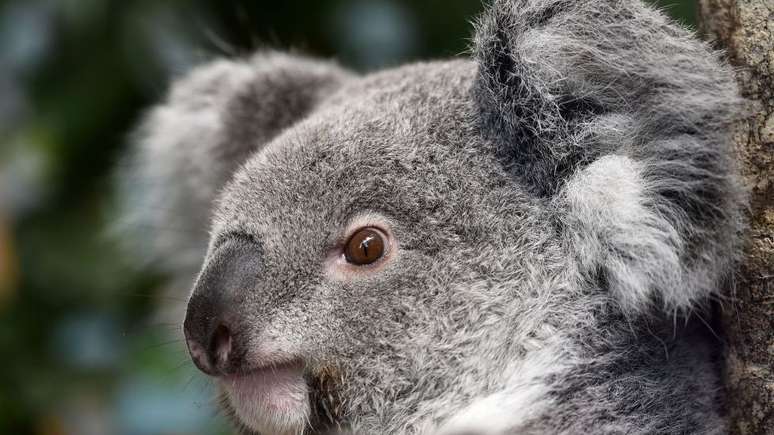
115,51,354,276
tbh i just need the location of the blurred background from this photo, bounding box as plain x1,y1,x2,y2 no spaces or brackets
0,1,698,434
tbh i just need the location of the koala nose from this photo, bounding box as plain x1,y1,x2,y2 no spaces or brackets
184,317,235,376
183,235,263,376
183,283,250,377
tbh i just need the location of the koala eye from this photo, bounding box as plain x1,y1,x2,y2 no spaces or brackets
344,227,386,266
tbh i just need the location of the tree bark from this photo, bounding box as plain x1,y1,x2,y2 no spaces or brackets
697,1,773,434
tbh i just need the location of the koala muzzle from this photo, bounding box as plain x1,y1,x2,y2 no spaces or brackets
184,309,235,376
183,237,263,377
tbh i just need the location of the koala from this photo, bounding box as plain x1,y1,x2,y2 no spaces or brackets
117,0,746,434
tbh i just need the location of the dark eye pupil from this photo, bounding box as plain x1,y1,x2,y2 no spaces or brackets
345,228,385,265
360,236,374,256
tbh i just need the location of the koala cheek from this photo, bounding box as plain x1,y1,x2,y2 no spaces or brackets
261,294,342,351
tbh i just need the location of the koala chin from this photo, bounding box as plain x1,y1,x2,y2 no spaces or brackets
221,364,309,435
117,0,745,434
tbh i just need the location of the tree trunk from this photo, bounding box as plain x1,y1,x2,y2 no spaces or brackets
697,1,773,434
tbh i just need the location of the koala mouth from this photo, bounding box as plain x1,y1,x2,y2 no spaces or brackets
220,361,310,435
219,361,345,435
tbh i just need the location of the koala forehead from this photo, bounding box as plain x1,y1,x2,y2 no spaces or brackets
214,59,513,243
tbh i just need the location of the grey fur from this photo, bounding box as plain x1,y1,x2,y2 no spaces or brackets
116,1,745,434
116,51,352,276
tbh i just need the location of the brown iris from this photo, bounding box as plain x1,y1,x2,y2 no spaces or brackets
344,228,386,265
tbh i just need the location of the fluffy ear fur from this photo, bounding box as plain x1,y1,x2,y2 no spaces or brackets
115,52,353,277
473,0,746,313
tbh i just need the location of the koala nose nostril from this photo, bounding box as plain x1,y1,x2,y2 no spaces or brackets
211,323,233,369
184,317,237,376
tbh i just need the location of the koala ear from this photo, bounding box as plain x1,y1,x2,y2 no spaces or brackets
116,51,353,276
472,0,737,196
472,0,609,196
472,0,745,314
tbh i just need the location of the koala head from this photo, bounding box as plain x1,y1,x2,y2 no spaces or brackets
182,58,564,434
121,1,744,434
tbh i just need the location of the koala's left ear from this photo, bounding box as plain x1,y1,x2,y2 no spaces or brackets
472,0,745,313
472,0,614,197
471,0,740,196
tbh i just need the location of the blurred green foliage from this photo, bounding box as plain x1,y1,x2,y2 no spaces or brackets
0,1,697,434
